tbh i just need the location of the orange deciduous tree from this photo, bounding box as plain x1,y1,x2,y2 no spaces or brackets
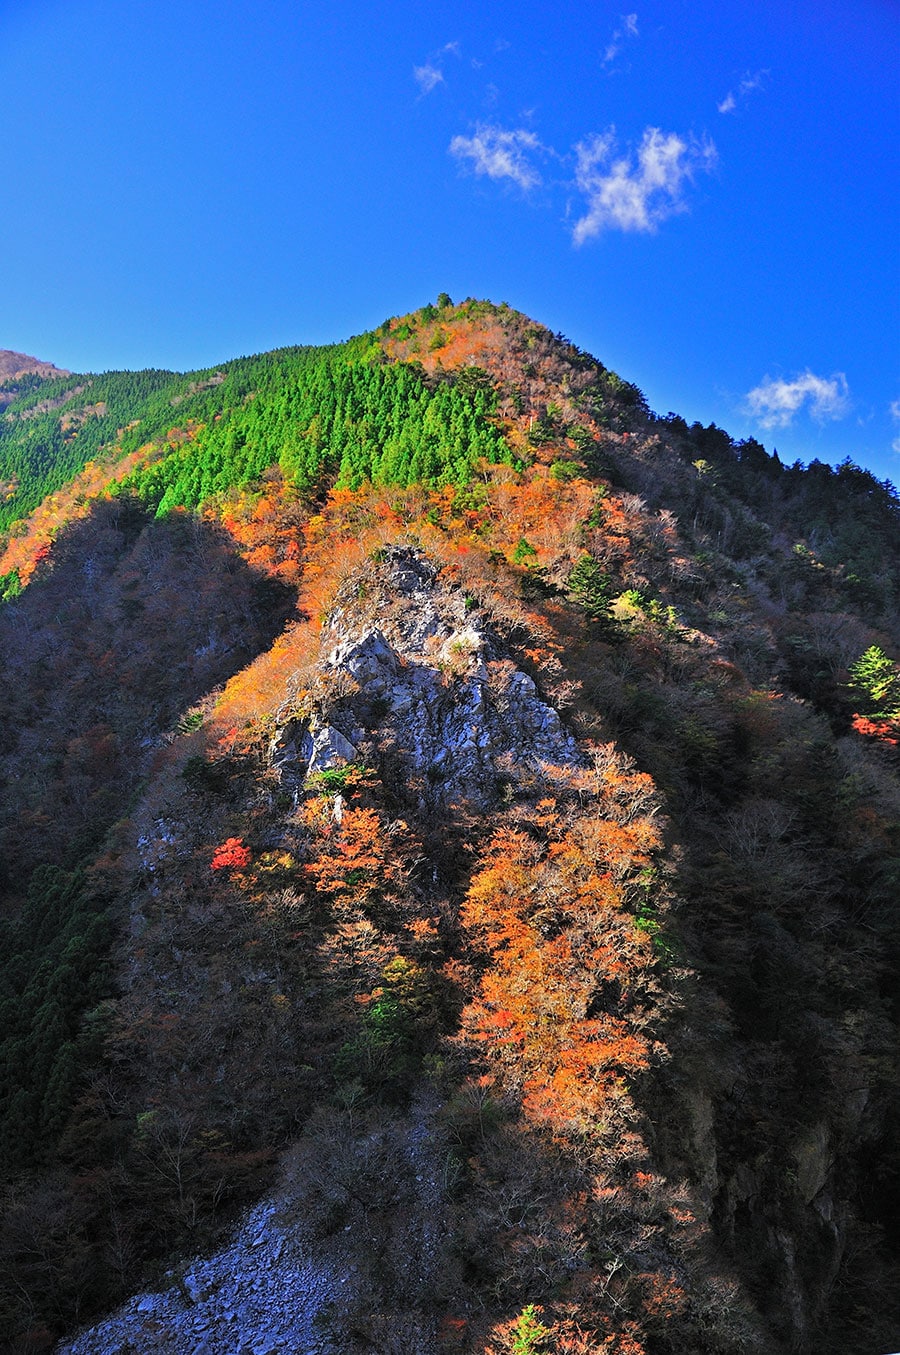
460,798,661,1140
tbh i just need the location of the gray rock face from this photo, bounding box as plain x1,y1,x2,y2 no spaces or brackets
306,724,358,777
269,720,358,786
273,545,580,810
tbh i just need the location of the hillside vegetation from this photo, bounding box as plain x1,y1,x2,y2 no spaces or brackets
0,299,898,1354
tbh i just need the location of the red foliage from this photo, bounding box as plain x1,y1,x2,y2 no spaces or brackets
210,836,252,871
851,713,899,745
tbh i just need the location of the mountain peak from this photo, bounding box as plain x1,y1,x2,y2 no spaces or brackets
1,305,898,1355
0,348,70,381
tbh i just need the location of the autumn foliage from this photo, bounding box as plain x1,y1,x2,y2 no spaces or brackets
851,713,899,744
1,301,898,1355
460,799,658,1135
210,836,252,871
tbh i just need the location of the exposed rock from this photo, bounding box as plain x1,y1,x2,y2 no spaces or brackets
269,719,358,784
686,1089,719,1218
792,1121,832,1206
307,723,358,776
272,545,581,811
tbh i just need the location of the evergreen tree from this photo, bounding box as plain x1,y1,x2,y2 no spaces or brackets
848,645,900,718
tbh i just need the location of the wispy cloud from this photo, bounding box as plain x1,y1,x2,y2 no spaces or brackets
572,126,716,242
414,63,444,95
744,371,851,428
890,398,900,453
449,124,544,191
601,13,639,68
448,115,716,240
413,43,460,96
718,70,768,114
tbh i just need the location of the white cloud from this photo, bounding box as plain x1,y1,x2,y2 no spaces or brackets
449,124,543,191
449,116,716,240
718,70,768,114
744,371,851,428
890,399,900,454
572,126,716,242
414,63,444,95
413,44,460,96
602,12,639,67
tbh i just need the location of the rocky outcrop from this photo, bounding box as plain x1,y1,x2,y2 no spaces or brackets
271,545,580,810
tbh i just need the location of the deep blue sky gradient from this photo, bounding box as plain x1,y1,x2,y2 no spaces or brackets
2,0,898,478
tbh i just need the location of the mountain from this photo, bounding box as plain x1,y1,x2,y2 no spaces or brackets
0,299,898,1355
0,351,69,383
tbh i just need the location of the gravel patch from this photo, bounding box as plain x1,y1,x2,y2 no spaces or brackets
55,1197,340,1355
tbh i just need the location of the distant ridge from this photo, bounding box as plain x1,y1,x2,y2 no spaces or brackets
0,348,70,381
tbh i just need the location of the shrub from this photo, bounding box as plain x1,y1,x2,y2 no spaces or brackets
210,837,251,871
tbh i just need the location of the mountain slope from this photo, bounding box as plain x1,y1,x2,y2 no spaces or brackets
0,300,897,1355
0,350,69,382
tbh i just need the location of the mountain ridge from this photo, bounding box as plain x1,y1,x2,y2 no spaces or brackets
0,349,70,382
0,299,897,1355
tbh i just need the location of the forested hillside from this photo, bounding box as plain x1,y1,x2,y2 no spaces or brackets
0,300,897,1355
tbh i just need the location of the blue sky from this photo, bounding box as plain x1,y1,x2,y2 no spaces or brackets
2,0,898,480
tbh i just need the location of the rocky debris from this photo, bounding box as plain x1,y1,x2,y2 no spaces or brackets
55,1199,339,1355
272,546,581,810
56,1094,453,1355
135,819,179,876
792,1122,833,1207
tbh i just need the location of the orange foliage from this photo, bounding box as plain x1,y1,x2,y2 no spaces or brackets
0,444,155,587
382,310,510,377
461,794,659,1137
851,713,899,745
304,806,409,903
213,620,318,733
213,478,305,586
